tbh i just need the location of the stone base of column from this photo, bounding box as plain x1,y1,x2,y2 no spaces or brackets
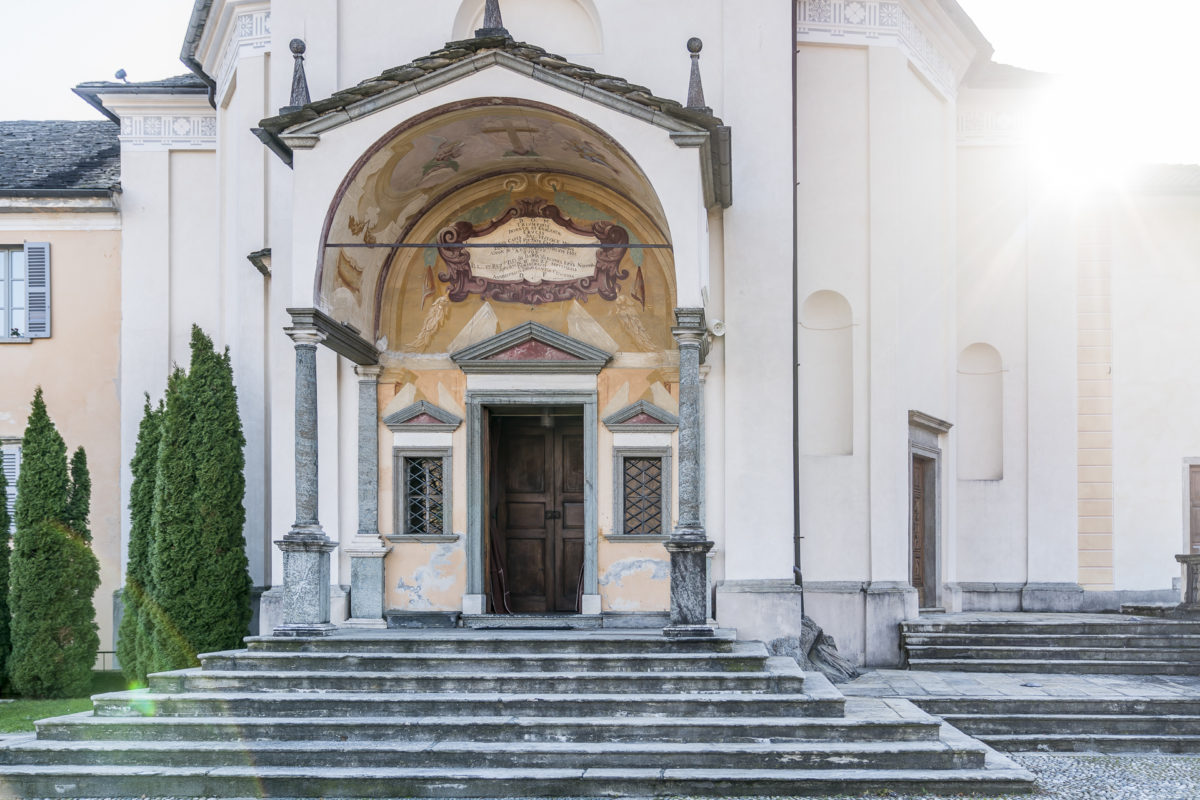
274,533,338,637
346,536,391,626
664,534,715,638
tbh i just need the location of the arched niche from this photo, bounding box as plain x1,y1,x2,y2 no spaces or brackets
316,99,675,362
799,290,853,456
452,0,603,54
957,342,1004,480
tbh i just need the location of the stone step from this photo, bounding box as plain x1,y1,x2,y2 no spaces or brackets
905,645,1200,662
915,696,1200,717
903,632,1200,649
90,690,845,720
154,667,807,695
902,620,1200,636
977,733,1200,754
245,631,737,655
0,762,1036,798
941,713,1200,736
0,737,987,771
37,709,936,745
906,658,1199,675
460,614,604,630
200,647,769,674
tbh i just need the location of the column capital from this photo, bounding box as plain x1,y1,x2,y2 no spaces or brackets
673,306,706,332
285,326,326,347
355,364,384,381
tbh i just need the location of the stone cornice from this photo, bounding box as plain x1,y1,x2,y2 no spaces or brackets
287,307,381,366
796,0,984,99
99,94,217,151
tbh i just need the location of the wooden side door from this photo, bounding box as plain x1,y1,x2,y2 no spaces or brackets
911,455,927,608
498,419,554,612
555,422,585,612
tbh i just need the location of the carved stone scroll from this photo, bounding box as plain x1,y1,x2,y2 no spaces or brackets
437,197,629,305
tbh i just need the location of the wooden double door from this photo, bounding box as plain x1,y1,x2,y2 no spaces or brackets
488,413,585,613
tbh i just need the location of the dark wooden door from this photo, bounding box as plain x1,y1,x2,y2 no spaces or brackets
1190,466,1200,554
495,415,583,613
911,455,927,608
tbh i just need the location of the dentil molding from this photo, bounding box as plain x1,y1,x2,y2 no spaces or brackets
796,0,961,99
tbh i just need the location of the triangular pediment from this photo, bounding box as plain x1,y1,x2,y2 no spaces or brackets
603,400,679,432
383,400,463,432
451,322,612,374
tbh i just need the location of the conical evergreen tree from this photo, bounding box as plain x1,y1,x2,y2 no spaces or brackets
9,389,100,697
65,448,92,542
117,396,162,685
0,464,10,687
184,327,252,655
148,366,196,673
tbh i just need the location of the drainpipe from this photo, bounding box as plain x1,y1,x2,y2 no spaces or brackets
790,0,804,619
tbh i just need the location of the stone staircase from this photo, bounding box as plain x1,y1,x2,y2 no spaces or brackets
0,629,1034,797
903,613,1200,674
916,694,1200,754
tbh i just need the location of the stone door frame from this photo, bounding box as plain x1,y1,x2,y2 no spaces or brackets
908,411,952,610
464,389,600,615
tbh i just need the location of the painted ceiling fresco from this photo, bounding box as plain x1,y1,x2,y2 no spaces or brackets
318,101,675,357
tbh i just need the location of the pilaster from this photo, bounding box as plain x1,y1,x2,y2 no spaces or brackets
345,364,390,628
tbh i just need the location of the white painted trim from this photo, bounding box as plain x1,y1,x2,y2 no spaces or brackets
390,431,454,449
466,372,597,393
101,94,217,151
0,214,120,232
612,431,674,449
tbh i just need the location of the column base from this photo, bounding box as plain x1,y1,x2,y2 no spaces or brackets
273,622,338,637
664,534,714,635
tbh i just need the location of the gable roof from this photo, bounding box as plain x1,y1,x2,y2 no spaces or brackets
0,121,120,196
258,34,723,140
73,74,210,124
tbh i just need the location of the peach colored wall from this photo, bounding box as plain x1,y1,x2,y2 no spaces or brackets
0,228,122,654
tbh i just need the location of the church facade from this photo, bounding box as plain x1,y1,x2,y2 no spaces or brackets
3,0,1198,666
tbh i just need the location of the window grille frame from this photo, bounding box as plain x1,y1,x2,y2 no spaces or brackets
612,446,672,539
390,446,453,540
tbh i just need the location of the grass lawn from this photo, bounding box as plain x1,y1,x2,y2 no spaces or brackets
0,672,129,734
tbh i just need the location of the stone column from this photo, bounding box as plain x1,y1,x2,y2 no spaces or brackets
274,327,337,636
345,365,391,628
664,307,715,637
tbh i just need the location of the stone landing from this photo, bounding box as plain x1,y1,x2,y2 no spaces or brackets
0,629,1034,797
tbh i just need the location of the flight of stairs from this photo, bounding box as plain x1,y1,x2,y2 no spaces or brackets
914,694,1200,754
0,629,1034,797
903,615,1200,675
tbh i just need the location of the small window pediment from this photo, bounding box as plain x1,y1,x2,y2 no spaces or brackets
451,321,612,374
384,400,463,432
603,400,678,432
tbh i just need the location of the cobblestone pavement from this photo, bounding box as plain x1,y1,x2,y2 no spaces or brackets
843,669,1200,699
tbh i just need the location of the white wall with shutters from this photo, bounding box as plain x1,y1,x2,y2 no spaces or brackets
23,242,49,339
0,444,19,535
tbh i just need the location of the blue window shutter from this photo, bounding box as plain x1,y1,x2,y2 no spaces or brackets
1,445,18,535
24,242,49,338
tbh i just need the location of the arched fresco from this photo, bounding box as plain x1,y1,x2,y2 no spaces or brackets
317,98,675,354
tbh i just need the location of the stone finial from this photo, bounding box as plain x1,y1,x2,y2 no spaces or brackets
685,37,711,115
475,0,510,38
281,38,311,114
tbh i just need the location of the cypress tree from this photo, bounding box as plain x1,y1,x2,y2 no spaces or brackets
65,448,92,542
117,396,162,685
148,366,196,673
185,327,252,656
9,389,100,697
0,463,10,686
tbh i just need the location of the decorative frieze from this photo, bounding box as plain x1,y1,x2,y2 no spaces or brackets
796,0,959,99
119,114,217,150
214,8,272,101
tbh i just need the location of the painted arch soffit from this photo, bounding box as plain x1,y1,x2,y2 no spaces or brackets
318,100,679,357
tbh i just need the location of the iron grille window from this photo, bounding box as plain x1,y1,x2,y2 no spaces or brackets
623,456,663,535
404,456,444,536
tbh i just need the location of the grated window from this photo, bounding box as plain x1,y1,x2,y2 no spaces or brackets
405,457,444,536
623,457,663,535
